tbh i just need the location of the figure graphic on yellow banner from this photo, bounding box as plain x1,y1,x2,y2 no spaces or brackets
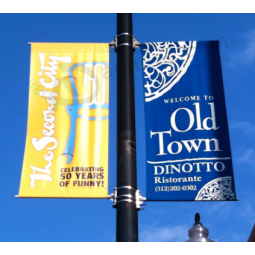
63,62,109,164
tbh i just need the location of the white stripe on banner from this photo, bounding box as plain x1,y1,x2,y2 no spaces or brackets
147,157,231,164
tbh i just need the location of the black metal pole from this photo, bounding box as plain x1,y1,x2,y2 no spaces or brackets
116,13,138,242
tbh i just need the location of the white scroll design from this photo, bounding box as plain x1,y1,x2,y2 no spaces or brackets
195,177,235,201
142,41,196,102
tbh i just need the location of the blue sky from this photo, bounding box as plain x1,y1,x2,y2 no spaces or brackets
0,13,255,242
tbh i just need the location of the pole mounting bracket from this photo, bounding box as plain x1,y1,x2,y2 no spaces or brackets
108,186,146,210
109,35,141,50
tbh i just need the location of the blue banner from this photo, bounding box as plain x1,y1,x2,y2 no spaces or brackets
141,41,236,201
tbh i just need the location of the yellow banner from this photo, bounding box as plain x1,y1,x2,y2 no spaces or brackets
19,43,109,198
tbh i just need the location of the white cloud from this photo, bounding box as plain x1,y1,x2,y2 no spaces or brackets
230,120,255,137
237,194,255,220
207,202,230,214
229,29,255,66
140,225,189,242
241,30,255,63
236,148,255,167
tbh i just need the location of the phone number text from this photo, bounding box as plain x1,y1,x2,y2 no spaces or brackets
155,185,197,192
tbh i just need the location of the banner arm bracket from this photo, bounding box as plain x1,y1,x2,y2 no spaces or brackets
108,187,146,210
109,35,141,50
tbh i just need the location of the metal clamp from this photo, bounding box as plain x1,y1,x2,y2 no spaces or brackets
109,35,141,50
108,186,146,210
116,32,133,38
135,190,146,209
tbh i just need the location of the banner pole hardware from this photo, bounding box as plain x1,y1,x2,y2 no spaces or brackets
108,187,146,210
109,35,141,50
